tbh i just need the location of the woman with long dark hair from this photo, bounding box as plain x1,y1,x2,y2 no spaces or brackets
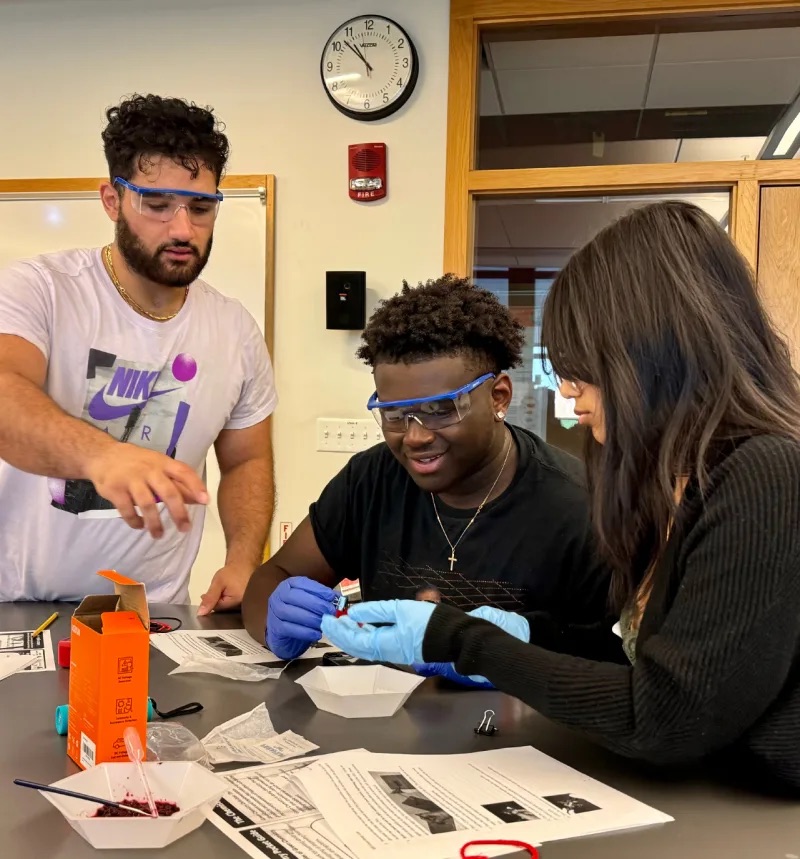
322,201,800,791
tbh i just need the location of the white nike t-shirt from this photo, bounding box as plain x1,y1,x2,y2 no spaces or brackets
0,248,277,603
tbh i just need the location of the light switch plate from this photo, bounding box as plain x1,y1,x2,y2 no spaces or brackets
316,418,383,452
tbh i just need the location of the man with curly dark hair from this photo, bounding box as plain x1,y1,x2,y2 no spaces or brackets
243,276,608,688
0,95,276,612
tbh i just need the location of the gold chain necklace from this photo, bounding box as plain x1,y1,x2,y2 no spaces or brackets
103,244,188,322
431,432,514,572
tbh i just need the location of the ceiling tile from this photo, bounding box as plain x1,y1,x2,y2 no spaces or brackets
656,27,800,63
475,204,512,247
496,200,632,248
647,57,800,108
497,65,649,115
489,34,654,71
479,69,502,116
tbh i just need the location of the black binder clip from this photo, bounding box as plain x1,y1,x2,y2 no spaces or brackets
474,709,498,737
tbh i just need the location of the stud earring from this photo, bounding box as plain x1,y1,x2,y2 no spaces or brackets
496,412,505,420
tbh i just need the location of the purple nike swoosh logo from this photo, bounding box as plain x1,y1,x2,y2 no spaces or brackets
87,386,180,421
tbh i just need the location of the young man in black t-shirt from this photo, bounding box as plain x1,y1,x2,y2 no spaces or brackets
242,276,610,684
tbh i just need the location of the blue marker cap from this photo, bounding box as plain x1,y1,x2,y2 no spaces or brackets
55,704,69,736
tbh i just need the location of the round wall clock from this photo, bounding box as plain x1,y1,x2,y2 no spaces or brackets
321,15,419,121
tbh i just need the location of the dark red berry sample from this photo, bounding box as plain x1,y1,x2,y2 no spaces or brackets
92,795,180,818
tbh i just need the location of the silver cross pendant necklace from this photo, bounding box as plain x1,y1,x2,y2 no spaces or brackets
430,432,513,572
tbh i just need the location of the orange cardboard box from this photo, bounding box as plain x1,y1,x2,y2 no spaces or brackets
66,570,150,770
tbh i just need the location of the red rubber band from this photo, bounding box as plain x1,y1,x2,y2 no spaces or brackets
460,839,539,859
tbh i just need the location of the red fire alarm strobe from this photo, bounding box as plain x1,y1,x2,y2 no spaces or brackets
349,142,387,201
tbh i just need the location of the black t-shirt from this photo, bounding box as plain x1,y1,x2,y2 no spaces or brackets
309,424,610,622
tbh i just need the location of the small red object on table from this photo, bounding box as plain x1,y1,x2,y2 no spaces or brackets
460,841,538,858
57,638,71,669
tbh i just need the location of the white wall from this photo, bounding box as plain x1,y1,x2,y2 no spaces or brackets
0,0,450,599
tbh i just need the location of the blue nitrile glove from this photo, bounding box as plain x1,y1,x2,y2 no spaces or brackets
467,605,531,643
411,661,495,689
267,577,338,660
321,600,435,664
411,607,530,688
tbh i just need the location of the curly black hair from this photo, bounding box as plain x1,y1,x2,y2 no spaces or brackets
101,94,230,184
356,274,525,373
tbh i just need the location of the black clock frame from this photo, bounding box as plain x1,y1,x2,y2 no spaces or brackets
320,15,420,122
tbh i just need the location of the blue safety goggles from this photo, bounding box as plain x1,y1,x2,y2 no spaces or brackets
367,372,496,432
114,177,223,224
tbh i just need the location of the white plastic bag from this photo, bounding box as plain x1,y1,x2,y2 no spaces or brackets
168,656,285,682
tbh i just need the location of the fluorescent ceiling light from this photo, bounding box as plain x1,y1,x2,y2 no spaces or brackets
760,93,800,160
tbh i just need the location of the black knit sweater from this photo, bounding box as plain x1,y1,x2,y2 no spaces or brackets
422,434,800,791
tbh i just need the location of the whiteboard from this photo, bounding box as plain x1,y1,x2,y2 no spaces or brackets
0,185,269,602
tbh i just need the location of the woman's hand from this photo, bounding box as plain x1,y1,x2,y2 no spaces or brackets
411,661,495,689
321,599,436,664
410,606,530,687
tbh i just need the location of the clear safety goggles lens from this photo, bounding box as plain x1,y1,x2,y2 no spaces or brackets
131,190,220,225
374,390,473,432
115,177,222,225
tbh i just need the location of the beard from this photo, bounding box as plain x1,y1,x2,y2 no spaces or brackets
116,212,213,287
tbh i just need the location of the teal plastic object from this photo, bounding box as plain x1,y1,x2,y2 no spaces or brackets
55,699,156,736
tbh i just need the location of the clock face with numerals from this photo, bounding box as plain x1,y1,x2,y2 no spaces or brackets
321,15,419,121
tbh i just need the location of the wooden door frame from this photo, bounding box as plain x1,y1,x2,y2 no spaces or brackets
444,0,800,276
